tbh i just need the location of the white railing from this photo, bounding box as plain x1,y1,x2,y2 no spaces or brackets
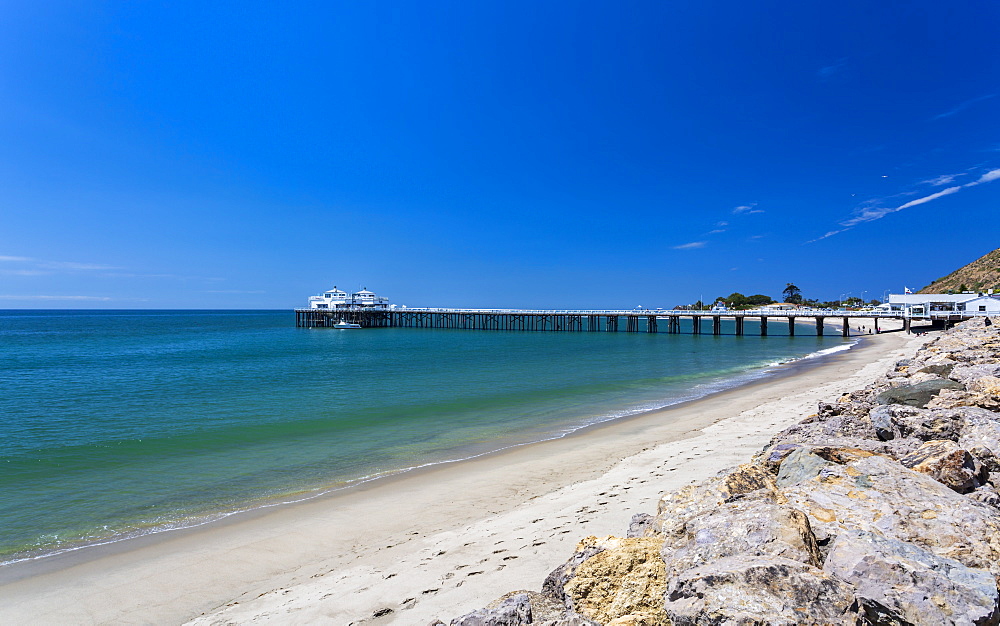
295,306,997,319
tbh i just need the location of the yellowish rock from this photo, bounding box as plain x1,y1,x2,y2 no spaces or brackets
564,536,668,625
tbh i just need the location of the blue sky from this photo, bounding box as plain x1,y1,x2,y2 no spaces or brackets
2,1,999,309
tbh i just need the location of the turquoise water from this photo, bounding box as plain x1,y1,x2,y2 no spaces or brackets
0,310,851,564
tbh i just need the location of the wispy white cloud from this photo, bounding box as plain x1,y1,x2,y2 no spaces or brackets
1,256,220,282
818,58,848,80
921,173,962,186
837,186,961,230
0,255,120,272
811,167,1000,242
39,261,121,271
806,229,848,243
0,269,51,276
732,203,764,215
716,221,729,227
968,168,1000,185
0,295,114,301
104,272,223,281
203,290,266,294
673,241,707,250
931,94,995,120
707,229,726,234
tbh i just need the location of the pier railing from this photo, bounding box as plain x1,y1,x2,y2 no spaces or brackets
295,306,982,335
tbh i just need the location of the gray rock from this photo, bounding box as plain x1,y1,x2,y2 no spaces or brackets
775,448,831,487
899,439,984,493
959,407,1000,453
918,363,956,377
450,594,532,626
542,543,605,605
780,454,1000,577
952,364,1000,385
824,529,1000,626
875,379,965,408
534,616,598,626
972,485,1000,507
970,445,1000,473
661,500,822,573
762,442,803,471
627,512,654,538
873,405,966,442
926,388,1000,411
869,405,897,440
650,464,780,539
663,556,856,625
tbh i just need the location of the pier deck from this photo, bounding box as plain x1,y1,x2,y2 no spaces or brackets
295,307,977,336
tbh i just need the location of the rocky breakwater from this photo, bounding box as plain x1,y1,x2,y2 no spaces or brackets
443,318,1000,625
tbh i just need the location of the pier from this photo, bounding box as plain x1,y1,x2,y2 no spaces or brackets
294,307,973,336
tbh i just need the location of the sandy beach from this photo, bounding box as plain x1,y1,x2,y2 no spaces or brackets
0,319,926,625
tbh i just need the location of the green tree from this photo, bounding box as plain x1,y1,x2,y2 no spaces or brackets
782,283,803,304
746,294,773,306
726,292,748,308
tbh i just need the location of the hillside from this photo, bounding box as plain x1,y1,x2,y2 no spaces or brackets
919,246,1000,293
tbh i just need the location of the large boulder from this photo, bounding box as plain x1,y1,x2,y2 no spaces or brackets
661,499,823,574
663,556,855,625
649,463,780,539
969,376,1000,396
558,536,668,625
778,454,1000,577
900,439,985,493
927,388,1000,411
959,407,1000,454
824,529,1000,625
868,405,972,442
875,379,965,408
952,364,1000,385
775,448,831,488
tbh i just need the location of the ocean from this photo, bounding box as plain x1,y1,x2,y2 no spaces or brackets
0,309,852,565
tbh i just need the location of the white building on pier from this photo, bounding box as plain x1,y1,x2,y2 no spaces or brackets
308,286,390,310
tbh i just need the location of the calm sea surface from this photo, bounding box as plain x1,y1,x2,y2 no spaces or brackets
0,310,851,563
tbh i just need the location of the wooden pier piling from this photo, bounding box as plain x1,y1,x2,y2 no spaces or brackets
295,307,917,338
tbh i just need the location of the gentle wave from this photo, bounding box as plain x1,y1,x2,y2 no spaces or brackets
0,334,859,567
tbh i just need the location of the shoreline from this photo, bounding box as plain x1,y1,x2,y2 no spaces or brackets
0,330,858,569
0,322,922,624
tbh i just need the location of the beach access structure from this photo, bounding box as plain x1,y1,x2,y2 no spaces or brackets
294,307,975,335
